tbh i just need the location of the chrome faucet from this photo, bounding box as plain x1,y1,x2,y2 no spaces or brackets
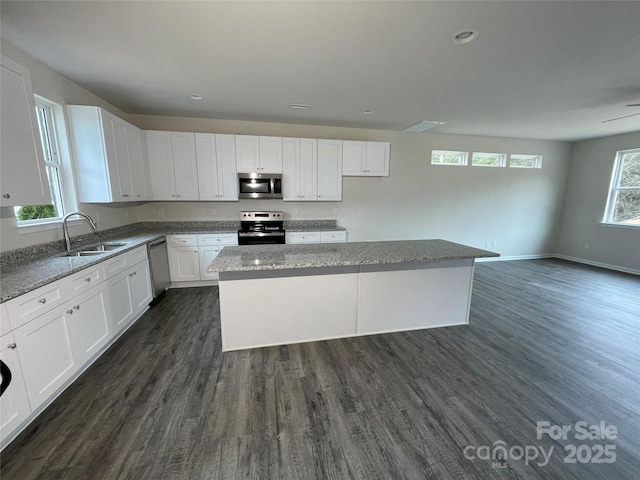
62,212,98,252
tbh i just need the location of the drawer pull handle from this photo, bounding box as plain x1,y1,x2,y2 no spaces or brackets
85,277,92,282
67,309,74,315
74,305,80,310
2,194,10,199
39,298,47,304
7,343,17,349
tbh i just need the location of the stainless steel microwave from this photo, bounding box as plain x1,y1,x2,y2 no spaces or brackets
238,173,283,199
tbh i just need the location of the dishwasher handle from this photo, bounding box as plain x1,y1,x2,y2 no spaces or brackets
149,238,167,249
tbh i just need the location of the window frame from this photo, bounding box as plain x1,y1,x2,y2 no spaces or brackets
603,148,640,227
471,152,507,168
509,154,543,169
431,150,469,166
15,96,75,228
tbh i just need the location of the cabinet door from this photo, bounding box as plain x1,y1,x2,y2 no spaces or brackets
13,304,77,410
130,261,152,315
169,246,201,282
365,142,390,176
171,132,199,200
146,131,176,200
126,125,148,200
107,270,134,335
317,139,343,201
299,138,318,201
110,116,134,200
342,141,366,176
0,332,32,446
195,133,220,200
235,135,260,173
66,285,110,365
259,136,283,173
0,56,51,207
199,246,221,280
281,137,300,201
215,134,239,201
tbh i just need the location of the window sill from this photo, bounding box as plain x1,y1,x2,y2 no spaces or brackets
16,218,84,235
599,222,640,230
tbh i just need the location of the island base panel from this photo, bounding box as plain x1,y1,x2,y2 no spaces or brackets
357,259,474,335
220,272,359,351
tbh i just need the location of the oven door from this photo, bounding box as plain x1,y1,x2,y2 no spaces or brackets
238,231,285,245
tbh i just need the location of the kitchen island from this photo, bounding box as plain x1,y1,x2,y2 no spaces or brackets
208,239,499,351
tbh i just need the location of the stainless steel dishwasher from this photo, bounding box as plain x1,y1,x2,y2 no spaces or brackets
147,237,170,300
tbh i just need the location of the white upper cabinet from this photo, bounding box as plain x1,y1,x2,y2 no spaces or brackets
317,139,343,201
0,56,51,207
195,133,238,201
235,135,282,173
145,131,199,201
342,141,390,176
67,106,148,202
282,138,322,201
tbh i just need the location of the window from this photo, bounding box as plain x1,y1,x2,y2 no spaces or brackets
14,98,66,224
604,148,640,226
509,154,543,169
431,150,468,166
471,152,506,167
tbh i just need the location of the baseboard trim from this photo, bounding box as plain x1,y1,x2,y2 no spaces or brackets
476,253,638,275
553,254,640,275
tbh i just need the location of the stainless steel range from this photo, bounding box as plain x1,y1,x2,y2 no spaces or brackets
238,211,285,245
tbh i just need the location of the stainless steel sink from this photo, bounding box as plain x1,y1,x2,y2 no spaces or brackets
82,242,126,252
64,251,109,257
62,242,126,257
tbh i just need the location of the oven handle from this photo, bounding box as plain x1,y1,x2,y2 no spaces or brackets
238,231,285,237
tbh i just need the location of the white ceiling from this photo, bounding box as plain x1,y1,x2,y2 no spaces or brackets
2,1,639,141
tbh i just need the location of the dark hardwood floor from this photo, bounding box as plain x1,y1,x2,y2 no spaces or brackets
1,259,639,479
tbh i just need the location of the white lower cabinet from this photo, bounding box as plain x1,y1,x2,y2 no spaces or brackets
66,285,110,365
286,230,347,244
1,248,153,449
107,259,152,335
0,332,31,445
12,303,77,411
168,234,237,283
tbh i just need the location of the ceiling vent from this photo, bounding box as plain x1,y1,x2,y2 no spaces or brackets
402,120,444,133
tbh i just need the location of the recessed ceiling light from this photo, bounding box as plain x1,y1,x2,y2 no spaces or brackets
189,94,203,100
402,120,444,133
362,109,375,115
290,104,311,110
453,29,478,44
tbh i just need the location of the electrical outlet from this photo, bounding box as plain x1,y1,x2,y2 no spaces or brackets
125,209,129,218
357,208,363,215
157,208,164,217
332,208,338,215
210,208,216,216
293,208,298,215
96,212,101,223
584,242,591,250
492,241,497,247
485,241,491,247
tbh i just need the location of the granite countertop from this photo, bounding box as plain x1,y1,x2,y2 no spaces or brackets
0,220,346,303
207,239,499,274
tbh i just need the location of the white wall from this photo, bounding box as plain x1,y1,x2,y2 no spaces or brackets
555,131,640,272
131,114,572,257
1,43,573,258
0,42,137,251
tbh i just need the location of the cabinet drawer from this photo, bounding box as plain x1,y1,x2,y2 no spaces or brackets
168,235,198,247
66,264,105,296
286,232,321,244
104,245,147,277
320,231,347,243
197,234,237,246
5,282,65,330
